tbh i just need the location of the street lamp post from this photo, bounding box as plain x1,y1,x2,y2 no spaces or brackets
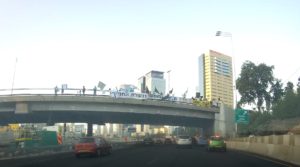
216,31,237,106
216,31,238,137
166,70,171,93
11,57,18,95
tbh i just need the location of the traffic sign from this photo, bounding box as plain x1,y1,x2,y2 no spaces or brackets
235,108,249,124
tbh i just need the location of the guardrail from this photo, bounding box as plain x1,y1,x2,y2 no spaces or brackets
0,88,108,96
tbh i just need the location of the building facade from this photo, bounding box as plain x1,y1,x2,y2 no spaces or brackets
198,50,233,108
119,84,137,93
138,76,146,93
138,70,166,95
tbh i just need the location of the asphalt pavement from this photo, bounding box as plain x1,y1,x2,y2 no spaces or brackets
0,145,296,167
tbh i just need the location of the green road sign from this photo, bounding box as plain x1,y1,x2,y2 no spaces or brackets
235,108,249,124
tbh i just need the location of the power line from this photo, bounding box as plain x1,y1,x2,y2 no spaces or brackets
283,65,300,83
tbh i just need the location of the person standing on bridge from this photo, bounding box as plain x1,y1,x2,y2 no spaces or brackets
93,86,97,96
54,86,59,95
82,86,86,95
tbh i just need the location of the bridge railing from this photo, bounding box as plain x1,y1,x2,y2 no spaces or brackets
0,88,110,96
0,88,190,103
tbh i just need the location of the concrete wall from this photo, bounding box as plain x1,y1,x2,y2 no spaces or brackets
0,132,14,145
227,134,300,166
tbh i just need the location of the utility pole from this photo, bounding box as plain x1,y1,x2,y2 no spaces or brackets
11,57,18,95
167,70,171,92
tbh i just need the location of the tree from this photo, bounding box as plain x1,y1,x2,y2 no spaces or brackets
270,79,284,107
237,110,272,136
284,82,294,96
273,81,300,119
236,61,276,112
297,77,300,94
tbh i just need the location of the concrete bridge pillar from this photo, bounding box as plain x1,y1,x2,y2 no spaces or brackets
203,127,213,137
87,123,93,137
63,123,67,136
213,103,235,138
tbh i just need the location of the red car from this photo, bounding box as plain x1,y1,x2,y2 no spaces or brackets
74,136,112,158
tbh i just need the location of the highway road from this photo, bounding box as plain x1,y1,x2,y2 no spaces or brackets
0,145,294,167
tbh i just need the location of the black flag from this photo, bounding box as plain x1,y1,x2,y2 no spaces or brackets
145,86,150,94
154,87,160,94
169,88,173,94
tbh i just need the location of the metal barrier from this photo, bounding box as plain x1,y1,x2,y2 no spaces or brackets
0,88,107,96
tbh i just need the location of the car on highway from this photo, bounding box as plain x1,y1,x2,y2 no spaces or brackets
207,136,226,152
197,136,208,147
164,137,173,144
143,137,154,145
191,136,197,145
74,136,112,158
153,137,165,144
176,135,192,148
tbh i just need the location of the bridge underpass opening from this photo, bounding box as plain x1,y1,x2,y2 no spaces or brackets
49,123,212,138
0,111,215,138
0,111,215,130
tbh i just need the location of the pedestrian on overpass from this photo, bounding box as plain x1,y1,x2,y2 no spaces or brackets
93,86,97,96
83,86,86,95
54,86,58,95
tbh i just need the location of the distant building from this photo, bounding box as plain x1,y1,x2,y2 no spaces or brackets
138,70,166,95
198,50,233,108
138,76,146,93
119,84,137,93
138,71,167,134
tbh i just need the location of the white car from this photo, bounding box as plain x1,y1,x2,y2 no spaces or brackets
176,135,192,148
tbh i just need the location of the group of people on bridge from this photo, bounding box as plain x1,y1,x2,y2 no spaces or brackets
54,85,97,96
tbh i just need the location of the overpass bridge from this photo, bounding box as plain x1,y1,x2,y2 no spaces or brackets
0,95,226,136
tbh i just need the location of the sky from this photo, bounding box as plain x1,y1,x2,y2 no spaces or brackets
1,0,300,97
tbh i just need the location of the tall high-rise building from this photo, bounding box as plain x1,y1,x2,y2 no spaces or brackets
138,76,146,93
198,50,233,108
138,70,166,95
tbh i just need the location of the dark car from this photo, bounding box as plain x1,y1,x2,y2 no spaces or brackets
191,136,197,145
74,136,112,158
143,137,154,145
197,136,208,147
164,137,173,144
153,137,165,144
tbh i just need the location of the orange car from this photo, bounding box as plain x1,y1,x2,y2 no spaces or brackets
74,136,112,158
